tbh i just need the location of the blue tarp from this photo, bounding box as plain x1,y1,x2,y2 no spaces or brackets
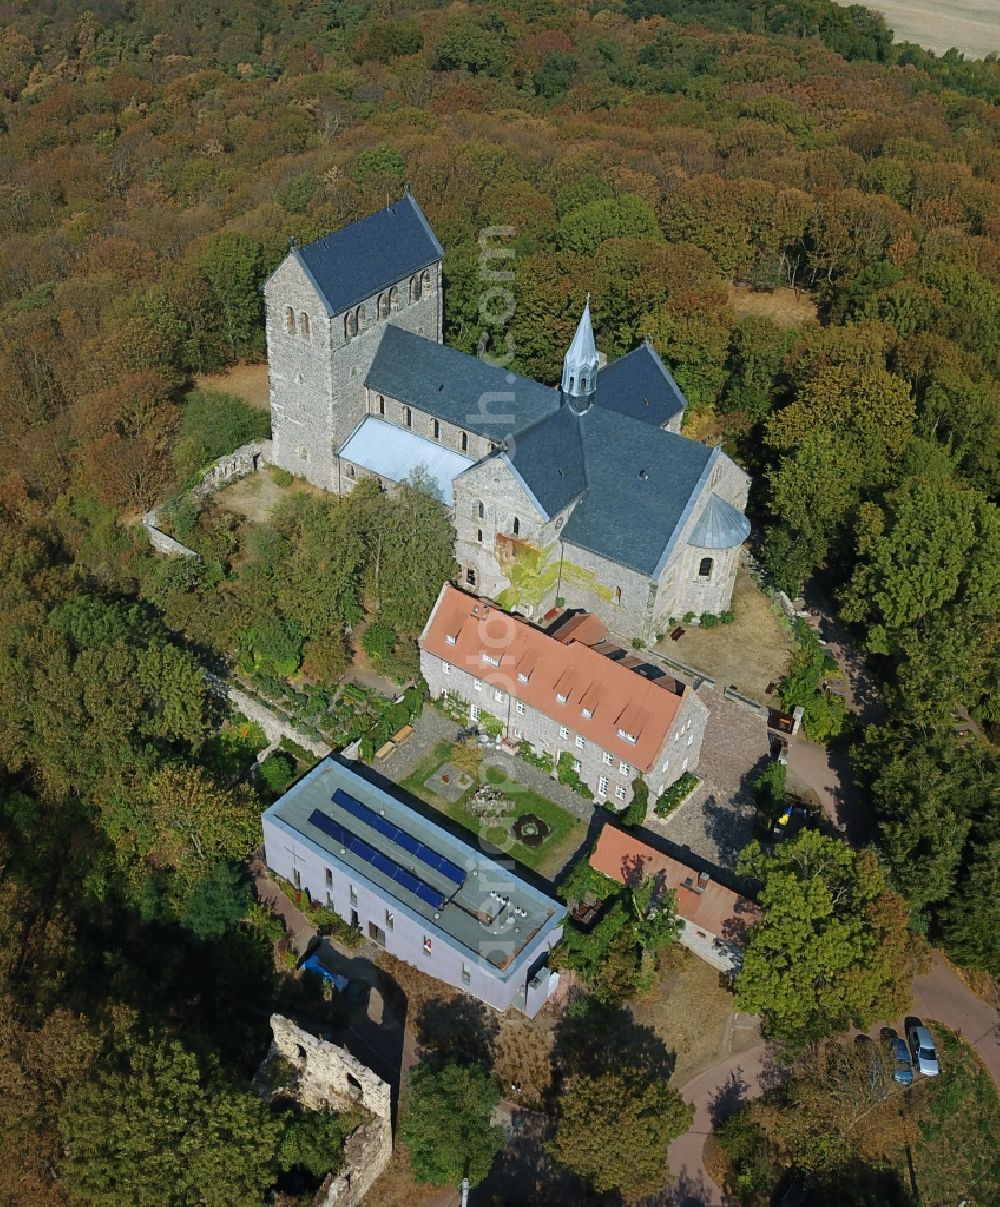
301,954,349,992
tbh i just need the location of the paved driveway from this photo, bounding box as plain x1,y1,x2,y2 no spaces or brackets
645,686,770,876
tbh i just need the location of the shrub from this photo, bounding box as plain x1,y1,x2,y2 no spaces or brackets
259,751,297,795
516,740,554,773
700,612,719,628
654,772,699,817
749,760,789,825
683,611,695,623
621,778,649,826
720,610,735,624
557,751,593,798
178,388,271,473
362,620,396,663
359,736,375,762
478,710,503,739
270,466,293,487
631,636,645,649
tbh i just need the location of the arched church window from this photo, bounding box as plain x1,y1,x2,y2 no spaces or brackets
580,374,587,391
421,268,432,291
298,312,310,339
460,431,468,453
433,418,440,440
356,304,365,332
378,292,389,319
569,376,575,391
377,394,385,416
410,275,421,303
283,306,294,334
344,313,355,342
402,405,412,428
513,517,520,537
389,285,399,313
699,557,713,579
477,500,484,520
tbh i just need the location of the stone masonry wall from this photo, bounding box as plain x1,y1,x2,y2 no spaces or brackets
267,252,442,492
259,1015,392,1207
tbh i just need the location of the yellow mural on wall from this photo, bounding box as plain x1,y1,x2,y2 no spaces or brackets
494,537,613,610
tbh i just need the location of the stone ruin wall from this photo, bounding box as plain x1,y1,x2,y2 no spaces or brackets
142,439,272,558
260,1014,392,1207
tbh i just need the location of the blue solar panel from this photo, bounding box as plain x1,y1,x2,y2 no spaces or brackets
332,788,465,885
308,809,447,910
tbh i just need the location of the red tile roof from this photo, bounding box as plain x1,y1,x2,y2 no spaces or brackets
589,824,758,938
419,586,686,771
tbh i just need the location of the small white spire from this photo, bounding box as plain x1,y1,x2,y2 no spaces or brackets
561,299,599,413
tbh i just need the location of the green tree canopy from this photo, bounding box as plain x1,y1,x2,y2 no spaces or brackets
400,1060,504,1186
735,830,921,1046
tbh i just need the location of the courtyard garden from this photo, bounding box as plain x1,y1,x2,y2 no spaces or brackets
398,740,587,879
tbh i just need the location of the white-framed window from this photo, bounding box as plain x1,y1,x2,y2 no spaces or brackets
423,936,432,956
599,775,609,796
556,692,568,703
513,727,523,739
517,671,530,684
471,704,481,720
293,867,301,889
682,757,688,770
661,759,669,772
575,735,585,749
325,867,333,887
559,726,569,740
573,758,582,774
385,910,394,931
349,886,358,906
602,751,613,766
474,680,483,692
482,653,500,667
494,689,504,703
582,707,593,718
619,760,629,776
615,785,627,801
687,734,694,746
445,633,457,645
442,661,451,675
515,700,524,715
617,727,637,744
462,963,471,985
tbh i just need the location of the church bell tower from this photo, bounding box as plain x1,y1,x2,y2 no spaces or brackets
561,297,599,415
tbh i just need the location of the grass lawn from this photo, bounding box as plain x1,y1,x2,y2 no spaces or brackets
398,741,586,879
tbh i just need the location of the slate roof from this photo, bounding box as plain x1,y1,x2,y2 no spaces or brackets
505,404,587,517
292,193,443,316
560,408,718,575
596,342,688,429
366,325,560,440
689,493,753,550
338,417,473,505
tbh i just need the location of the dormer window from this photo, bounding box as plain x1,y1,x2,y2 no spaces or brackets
517,671,530,684
556,692,568,704
617,727,638,744
582,707,593,719
482,653,500,667
445,634,458,646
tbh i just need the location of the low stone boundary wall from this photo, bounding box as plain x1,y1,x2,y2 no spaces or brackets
203,672,330,759
143,439,273,557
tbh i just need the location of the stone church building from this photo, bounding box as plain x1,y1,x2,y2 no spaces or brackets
265,193,751,641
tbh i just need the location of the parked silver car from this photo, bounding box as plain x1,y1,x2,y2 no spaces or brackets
906,1022,940,1077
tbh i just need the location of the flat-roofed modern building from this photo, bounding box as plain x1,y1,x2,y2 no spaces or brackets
262,758,565,1016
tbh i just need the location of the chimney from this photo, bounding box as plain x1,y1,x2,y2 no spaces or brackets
695,871,710,895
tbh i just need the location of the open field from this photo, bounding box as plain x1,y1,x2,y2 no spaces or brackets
727,285,818,328
864,0,999,57
193,360,270,410
214,466,328,524
655,566,795,705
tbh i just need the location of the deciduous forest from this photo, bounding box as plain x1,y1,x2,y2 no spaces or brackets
0,0,997,1201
